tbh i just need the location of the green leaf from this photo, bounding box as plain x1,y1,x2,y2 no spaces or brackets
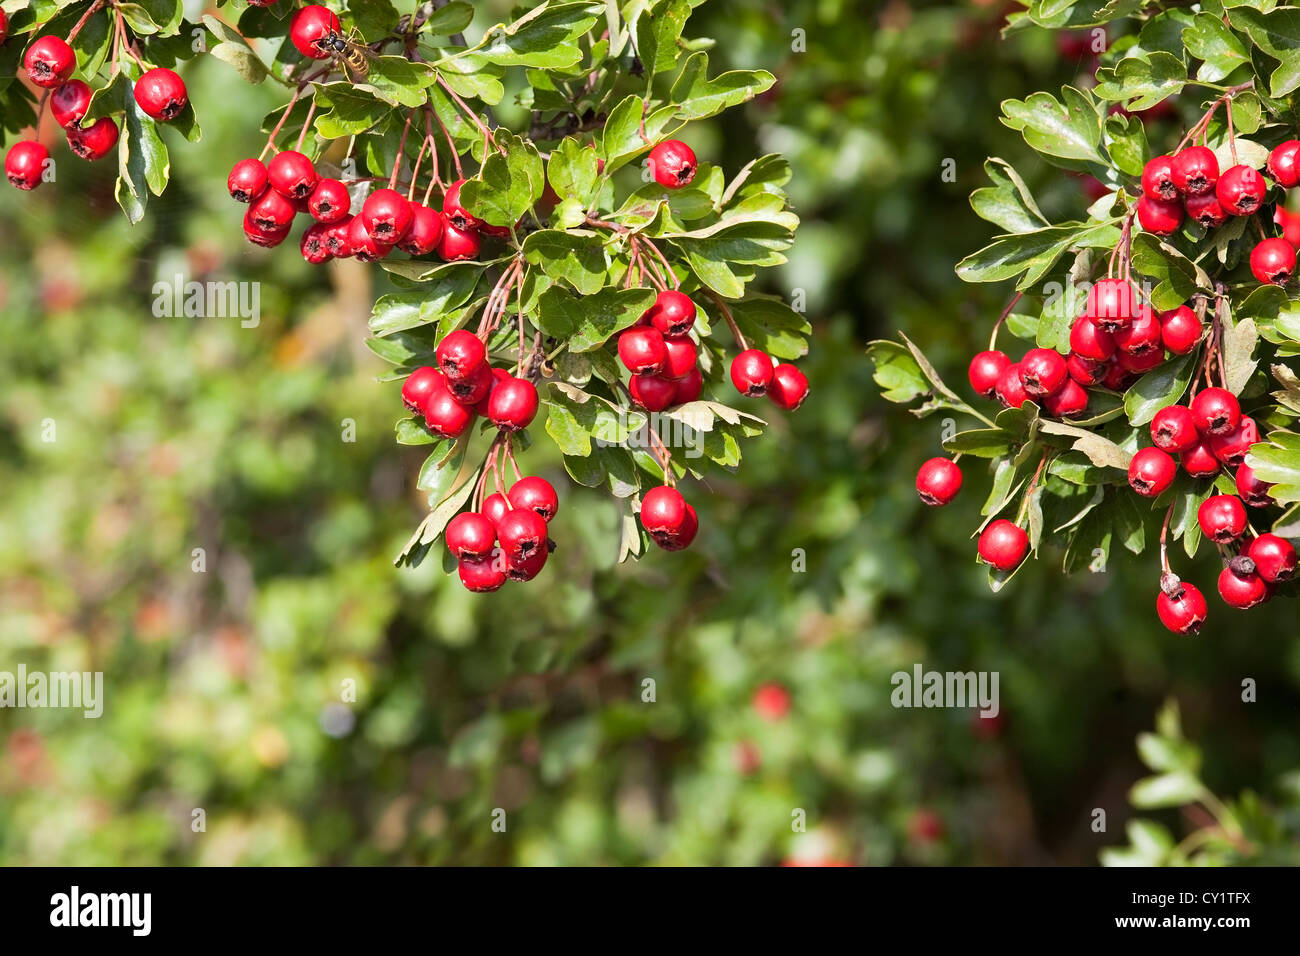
1000,86,1105,164
943,428,1013,458
522,230,607,295
1130,233,1207,311
668,51,775,121
459,130,545,228
116,84,171,224
1184,12,1252,83
1220,316,1259,395
537,287,656,352
1124,351,1196,426
600,94,677,175
636,0,691,85
468,1,604,69
353,56,438,109
547,136,601,204
312,83,389,138
425,1,474,36
1092,51,1186,112
955,222,1117,289
203,14,268,84
1245,431,1300,505
1227,6,1300,98
969,157,1050,234
369,264,483,335
1129,771,1205,809
1104,112,1149,177
867,340,928,404
1039,420,1133,469
723,297,811,360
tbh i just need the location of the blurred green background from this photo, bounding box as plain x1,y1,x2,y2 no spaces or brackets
2,0,1299,866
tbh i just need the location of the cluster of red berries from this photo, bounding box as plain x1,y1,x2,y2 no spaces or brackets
5,30,187,191
401,331,539,439
444,477,558,592
1137,141,1300,285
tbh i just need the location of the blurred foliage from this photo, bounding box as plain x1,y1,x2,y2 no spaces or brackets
1,0,1298,866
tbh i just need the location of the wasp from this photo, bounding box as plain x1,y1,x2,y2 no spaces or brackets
324,29,373,82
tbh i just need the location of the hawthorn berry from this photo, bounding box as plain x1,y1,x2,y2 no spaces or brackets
300,222,333,264
51,80,93,129
1216,164,1265,216
242,210,291,248
437,220,481,261
68,117,119,161
1101,358,1134,391
1190,387,1241,436
1117,347,1164,374
5,141,49,191
228,158,269,203
1070,316,1115,361
1137,195,1183,236
0,10,7,44
629,372,678,411
1128,447,1176,497
482,493,510,527
134,68,188,121
619,326,668,375
346,216,391,262
1044,377,1088,418
1141,155,1178,201
471,367,511,416
648,290,697,337
648,139,697,189
658,503,698,551
1113,305,1162,356
1247,533,1297,584
1019,348,1068,397
1267,139,1300,187
1067,353,1104,387
1278,207,1300,248
506,547,549,582
730,349,774,396
398,204,445,255
1250,238,1295,285
1218,557,1269,609
290,4,341,59
267,150,318,200
995,362,1029,408
661,336,698,380
1208,416,1259,467
1184,191,1227,229
324,216,353,257
1198,494,1247,543
641,485,690,546
441,178,484,230
1156,580,1207,635
753,683,791,721
1170,146,1219,196
673,366,704,405
508,476,559,521
969,350,1010,398
977,519,1029,572
1235,465,1274,508
1160,305,1202,354
1085,277,1137,330
458,551,507,593
1150,405,1199,453
1180,441,1221,479
401,366,442,413
768,364,809,411
421,381,475,439
307,178,350,223
496,508,548,563
445,512,496,560
915,458,962,506
446,362,493,406
435,329,487,382
24,35,76,88
250,187,297,232
488,377,539,431
361,187,413,243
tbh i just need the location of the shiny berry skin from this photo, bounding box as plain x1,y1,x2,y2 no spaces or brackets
441,178,483,230
1085,278,1137,330
227,158,268,203
1250,237,1295,285
618,326,667,375
5,141,49,191
1142,155,1178,200
471,367,510,416
648,290,697,337
1216,164,1266,216
1180,441,1221,479
657,503,698,551
1112,305,1162,355
361,187,413,244
346,216,391,262
977,519,1029,572
1278,207,1300,248
1170,146,1219,196
496,508,548,563
1184,190,1227,229
641,486,689,544
300,222,333,264
401,366,442,413
1019,348,1068,397
267,150,317,200
307,178,350,223
1150,405,1199,453
134,67,188,121
445,512,496,560
730,349,773,396
1208,416,1259,467
458,552,507,593
995,362,1029,408
447,362,493,406
1198,494,1247,543
969,350,1010,397
290,4,341,59
242,210,291,248
482,493,510,527
1101,358,1134,391
1128,447,1176,497
24,35,75,88
508,476,559,521
51,80,93,129
1117,347,1163,374
250,187,297,232
1235,464,1274,508
915,458,962,506
1247,533,1297,584
488,377,539,431
68,117,119,160
435,330,487,382
629,373,678,411
661,336,698,380
1190,387,1240,436
647,139,697,188
0,11,7,43
1137,195,1183,236
398,204,445,255
1044,377,1088,418
506,547,549,582
325,215,353,257
1267,139,1300,187
1157,582,1207,635
1218,558,1269,609
437,220,481,261
1070,316,1115,361
420,381,475,439
768,364,809,411
1160,305,1202,354
1067,353,1104,387
674,366,704,405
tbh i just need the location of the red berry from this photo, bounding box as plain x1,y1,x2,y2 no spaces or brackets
134,67,188,121
673,366,703,405
753,683,790,721
730,349,773,396
0,11,7,44
969,350,1010,398
290,4,341,59
648,139,697,188
1208,415,1259,466
1180,440,1221,479
325,215,354,257
300,222,333,264
1247,533,1297,584
1137,195,1184,235
437,220,481,261
641,486,689,544
506,546,549,582
1112,305,1162,355
307,178,350,223
1216,164,1266,216
907,809,946,845
458,551,507,593
1267,139,1300,188
977,519,1029,572
445,512,496,560
1101,357,1135,391
67,117,119,161
660,336,698,382
1142,155,1178,200
1044,377,1088,417
441,178,484,230
471,367,511,416
658,503,698,551
1128,447,1176,497
1217,557,1269,609
1235,465,1274,508
1251,237,1295,285
508,476,559,521
1184,190,1227,229
24,35,75,88
267,150,318,200
5,141,49,191
401,366,442,413
242,210,291,248
421,380,475,439
1170,146,1219,196
1085,278,1137,331
347,215,392,262
1159,305,1202,354
648,290,697,337
398,204,445,255
51,80,93,129
482,493,510,527
1070,316,1115,361
496,508,548,563
250,187,297,232
629,373,678,411
915,458,962,506
436,329,487,382
1198,494,1247,542
1067,352,1104,387
361,187,413,244
768,363,809,411
995,362,1029,408
1279,207,1300,248
1019,348,1067,397
1157,581,1207,635
1150,405,1199,453
488,377,539,431
1117,347,1164,374
228,158,268,203
447,362,494,406
618,326,667,374
1190,387,1240,436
